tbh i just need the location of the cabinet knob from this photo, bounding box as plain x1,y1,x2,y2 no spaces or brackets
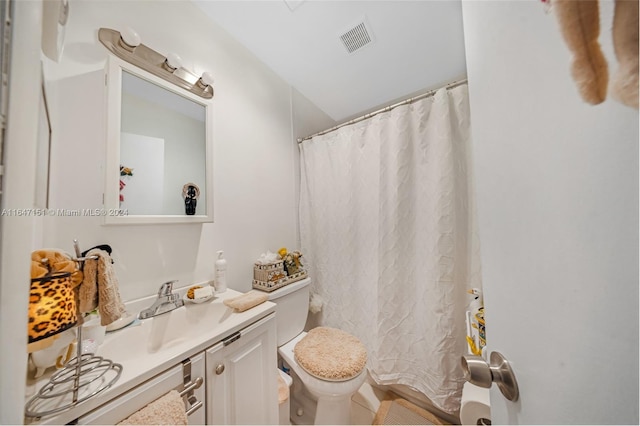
215,364,225,375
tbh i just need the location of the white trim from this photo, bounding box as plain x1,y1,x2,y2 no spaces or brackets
0,0,43,423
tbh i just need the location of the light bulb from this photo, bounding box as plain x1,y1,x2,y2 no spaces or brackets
120,27,141,49
200,72,214,87
165,53,182,71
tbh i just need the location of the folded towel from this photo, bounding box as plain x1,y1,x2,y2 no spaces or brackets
117,390,187,425
31,249,83,287
223,290,268,312
78,249,125,326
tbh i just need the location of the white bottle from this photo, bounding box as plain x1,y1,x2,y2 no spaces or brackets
215,251,227,293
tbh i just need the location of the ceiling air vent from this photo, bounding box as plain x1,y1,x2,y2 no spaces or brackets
339,21,373,54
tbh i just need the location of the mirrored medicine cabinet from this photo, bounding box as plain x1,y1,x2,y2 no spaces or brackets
104,56,214,224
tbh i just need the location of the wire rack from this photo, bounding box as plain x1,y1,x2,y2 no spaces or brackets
24,240,123,419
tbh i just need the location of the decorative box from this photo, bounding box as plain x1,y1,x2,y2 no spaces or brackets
253,260,286,283
252,260,307,292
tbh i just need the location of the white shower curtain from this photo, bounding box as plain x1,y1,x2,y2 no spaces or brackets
299,85,480,413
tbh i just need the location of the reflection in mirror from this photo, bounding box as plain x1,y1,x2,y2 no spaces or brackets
119,70,207,216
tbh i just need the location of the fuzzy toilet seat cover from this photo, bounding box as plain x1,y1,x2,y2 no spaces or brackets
293,326,367,381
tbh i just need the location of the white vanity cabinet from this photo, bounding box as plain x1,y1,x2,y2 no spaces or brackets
206,313,278,425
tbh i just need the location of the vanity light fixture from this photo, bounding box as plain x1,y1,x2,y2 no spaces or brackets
99,27,214,99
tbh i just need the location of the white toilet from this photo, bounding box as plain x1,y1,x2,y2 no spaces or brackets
263,277,367,425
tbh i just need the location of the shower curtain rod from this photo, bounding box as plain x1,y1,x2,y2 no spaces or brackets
297,77,468,143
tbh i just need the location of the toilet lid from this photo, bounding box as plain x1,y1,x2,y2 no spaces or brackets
293,327,367,381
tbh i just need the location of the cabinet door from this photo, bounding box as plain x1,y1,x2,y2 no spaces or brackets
206,313,278,425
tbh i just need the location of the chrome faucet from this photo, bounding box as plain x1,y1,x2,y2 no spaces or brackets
139,280,184,320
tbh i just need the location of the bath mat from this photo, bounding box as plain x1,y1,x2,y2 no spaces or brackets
373,397,449,425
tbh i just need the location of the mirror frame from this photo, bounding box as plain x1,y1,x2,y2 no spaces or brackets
104,55,214,225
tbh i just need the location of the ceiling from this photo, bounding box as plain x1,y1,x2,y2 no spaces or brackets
192,0,467,122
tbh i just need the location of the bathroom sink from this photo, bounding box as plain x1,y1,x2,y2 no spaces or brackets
97,295,233,362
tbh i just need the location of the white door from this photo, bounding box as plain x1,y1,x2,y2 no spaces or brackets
461,1,638,424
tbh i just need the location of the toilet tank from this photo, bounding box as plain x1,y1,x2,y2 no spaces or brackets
264,278,310,346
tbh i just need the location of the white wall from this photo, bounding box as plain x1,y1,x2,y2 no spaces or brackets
462,0,638,424
290,87,336,248
42,0,310,301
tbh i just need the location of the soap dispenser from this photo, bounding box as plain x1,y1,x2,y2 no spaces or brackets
215,251,227,293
